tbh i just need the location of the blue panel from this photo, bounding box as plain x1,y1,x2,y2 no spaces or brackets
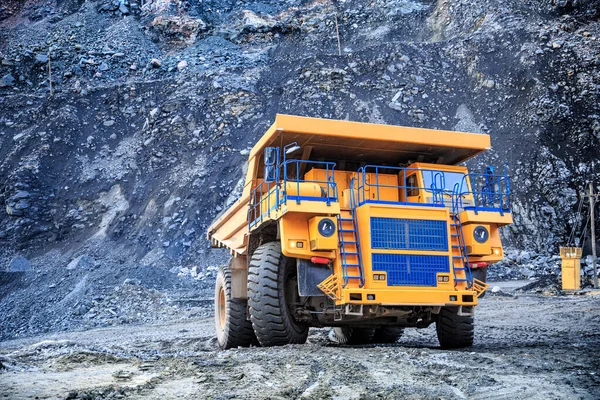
372,254,450,286
371,218,448,251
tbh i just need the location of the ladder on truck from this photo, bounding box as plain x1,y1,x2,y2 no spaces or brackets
451,186,488,297
450,213,473,289
338,181,365,287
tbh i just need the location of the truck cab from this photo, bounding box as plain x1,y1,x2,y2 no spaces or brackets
208,114,512,349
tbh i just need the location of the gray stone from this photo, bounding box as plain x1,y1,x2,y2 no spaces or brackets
103,120,115,127
8,256,31,272
98,62,109,71
73,304,89,316
119,4,129,14
177,60,188,71
66,255,95,270
151,59,161,68
11,190,30,200
35,54,49,64
0,73,15,88
520,268,536,278
6,203,24,216
483,79,495,88
13,199,30,210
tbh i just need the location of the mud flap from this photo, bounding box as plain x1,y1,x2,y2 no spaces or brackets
297,259,331,296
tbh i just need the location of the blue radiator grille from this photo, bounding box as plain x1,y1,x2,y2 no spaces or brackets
371,217,448,251
372,254,450,286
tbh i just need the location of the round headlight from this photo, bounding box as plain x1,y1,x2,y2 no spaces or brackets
473,226,489,243
318,218,336,237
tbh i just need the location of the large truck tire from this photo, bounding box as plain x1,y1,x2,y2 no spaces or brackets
248,242,309,346
372,327,404,344
436,307,474,349
332,327,376,345
214,264,256,349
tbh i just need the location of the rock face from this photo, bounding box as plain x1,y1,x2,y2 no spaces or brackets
0,0,598,271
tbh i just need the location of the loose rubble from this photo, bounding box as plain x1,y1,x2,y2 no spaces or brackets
1,295,599,399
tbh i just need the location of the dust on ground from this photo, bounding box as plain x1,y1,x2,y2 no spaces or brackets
1,293,599,400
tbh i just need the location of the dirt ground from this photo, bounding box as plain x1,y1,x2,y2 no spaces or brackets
1,290,599,400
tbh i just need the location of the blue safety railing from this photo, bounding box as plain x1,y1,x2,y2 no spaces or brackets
281,160,338,205
248,160,338,229
451,167,511,216
355,165,447,207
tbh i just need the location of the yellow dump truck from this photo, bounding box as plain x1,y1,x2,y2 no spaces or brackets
208,114,512,349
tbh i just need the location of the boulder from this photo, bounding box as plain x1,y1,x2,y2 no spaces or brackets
151,58,161,68
34,54,49,64
0,73,15,87
8,256,31,272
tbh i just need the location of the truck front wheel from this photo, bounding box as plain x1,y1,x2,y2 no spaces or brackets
435,307,474,349
248,242,309,346
214,263,256,349
332,327,376,345
373,327,404,344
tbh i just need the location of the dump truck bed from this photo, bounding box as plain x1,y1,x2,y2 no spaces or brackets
207,114,491,255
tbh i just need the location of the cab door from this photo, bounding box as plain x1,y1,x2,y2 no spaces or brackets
399,171,421,203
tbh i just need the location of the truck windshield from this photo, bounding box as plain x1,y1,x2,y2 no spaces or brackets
422,171,466,193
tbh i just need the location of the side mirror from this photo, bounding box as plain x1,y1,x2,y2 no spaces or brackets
264,147,278,182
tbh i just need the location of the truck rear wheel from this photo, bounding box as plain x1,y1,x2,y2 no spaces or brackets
214,264,256,349
332,327,376,345
373,327,404,344
436,307,474,349
248,242,309,346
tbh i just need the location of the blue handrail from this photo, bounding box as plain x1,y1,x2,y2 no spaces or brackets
451,167,511,215
281,160,338,206
356,165,447,207
248,160,338,229
249,162,511,229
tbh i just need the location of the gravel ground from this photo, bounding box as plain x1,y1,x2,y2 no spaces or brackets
1,292,599,400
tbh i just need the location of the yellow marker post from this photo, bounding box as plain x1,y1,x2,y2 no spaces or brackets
560,247,582,290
